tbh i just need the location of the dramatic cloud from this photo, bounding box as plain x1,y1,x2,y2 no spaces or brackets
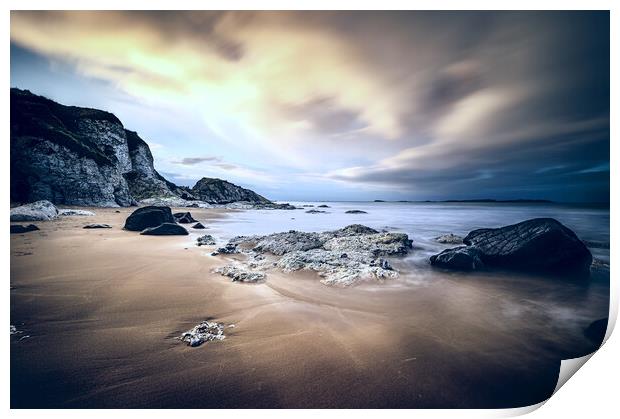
10,11,609,201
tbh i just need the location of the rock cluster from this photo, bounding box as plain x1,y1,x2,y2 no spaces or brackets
345,210,367,214
430,218,592,277
123,206,188,236
180,321,226,347
213,224,412,286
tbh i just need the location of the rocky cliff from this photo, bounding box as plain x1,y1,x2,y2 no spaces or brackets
10,88,271,207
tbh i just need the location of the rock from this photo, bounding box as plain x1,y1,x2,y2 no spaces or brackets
58,209,96,216
374,200,385,202
211,243,239,255
190,177,271,204
83,223,112,229
584,318,608,344
220,225,412,286
317,204,330,208
434,233,464,244
463,218,592,275
430,218,592,276
192,222,206,229
345,210,367,214
173,212,197,223
10,200,58,221
115,210,121,213
306,209,327,214
215,265,266,283
196,234,216,246
430,246,485,271
10,224,39,234
302,204,314,207
180,321,225,347
140,223,188,236
123,206,175,231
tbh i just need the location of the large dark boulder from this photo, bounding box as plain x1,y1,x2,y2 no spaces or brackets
430,218,592,277
10,224,39,234
190,177,271,204
140,223,188,236
123,206,175,231
174,212,197,223
430,246,484,271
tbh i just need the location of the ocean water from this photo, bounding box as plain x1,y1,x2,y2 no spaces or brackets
207,201,610,263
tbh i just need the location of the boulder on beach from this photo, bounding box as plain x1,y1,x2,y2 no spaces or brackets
83,223,112,229
174,211,197,224
317,204,330,208
430,218,592,276
306,209,327,214
10,224,39,234
180,321,225,347
192,222,206,229
123,206,175,231
140,222,188,236
430,246,484,271
345,210,367,214
434,233,464,244
10,200,58,221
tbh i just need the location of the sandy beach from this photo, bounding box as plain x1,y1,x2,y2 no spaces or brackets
10,207,608,408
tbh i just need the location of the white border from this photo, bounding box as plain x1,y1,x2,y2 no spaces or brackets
2,1,616,418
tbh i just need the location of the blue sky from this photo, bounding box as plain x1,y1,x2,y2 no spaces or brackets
10,11,610,202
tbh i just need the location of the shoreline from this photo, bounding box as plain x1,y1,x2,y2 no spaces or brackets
11,206,609,408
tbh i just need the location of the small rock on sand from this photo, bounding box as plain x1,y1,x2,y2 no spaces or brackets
10,200,58,221
180,321,226,347
215,265,266,283
193,222,206,229
345,210,367,214
83,223,112,229
196,234,216,246
140,223,188,236
58,209,95,216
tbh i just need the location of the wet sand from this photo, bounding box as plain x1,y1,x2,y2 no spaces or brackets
10,207,609,408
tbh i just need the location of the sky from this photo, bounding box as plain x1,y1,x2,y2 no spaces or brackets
10,11,609,202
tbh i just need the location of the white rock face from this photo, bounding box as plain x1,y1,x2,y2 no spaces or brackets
215,265,266,283
58,209,96,216
10,200,58,221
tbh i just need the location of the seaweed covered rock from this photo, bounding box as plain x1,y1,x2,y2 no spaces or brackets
123,206,175,231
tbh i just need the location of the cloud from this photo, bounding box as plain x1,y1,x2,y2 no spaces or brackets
10,11,609,201
172,156,221,165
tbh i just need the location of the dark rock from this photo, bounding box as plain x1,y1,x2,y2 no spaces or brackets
212,243,238,255
463,218,592,276
584,318,608,344
115,210,121,213
306,209,327,214
123,206,175,231
190,177,270,204
374,200,385,202
173,212,197,223
10,224,39,234
317,204,330,208
430,246,484,271
193,222,206,229
140,223,188,236
345,210,367,214
83,223,112,229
